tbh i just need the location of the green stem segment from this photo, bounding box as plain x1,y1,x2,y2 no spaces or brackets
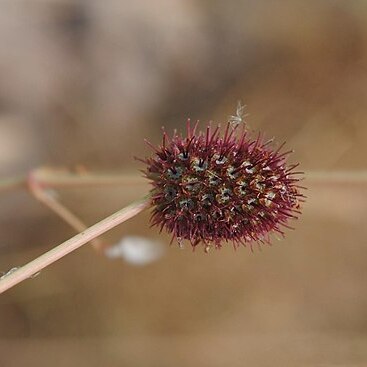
0,196,151,294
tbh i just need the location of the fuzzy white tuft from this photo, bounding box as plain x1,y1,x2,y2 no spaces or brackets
105,236,164,265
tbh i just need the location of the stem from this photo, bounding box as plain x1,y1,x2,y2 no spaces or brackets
1,170,367,194
0,168,367,193
27,173,106,251
34,170,147,188
0,196,151,294
0,169,147,193
0,175,27,193
305,171,367,184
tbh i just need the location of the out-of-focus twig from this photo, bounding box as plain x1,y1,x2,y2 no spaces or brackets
1,168,367,195
0,175,27,193
27,172,107,253
305,171,367,184
0,168,148,193
0,168,149,255
33,169,148,188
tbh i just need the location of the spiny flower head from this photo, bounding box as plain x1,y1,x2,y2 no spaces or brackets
142,120,304,251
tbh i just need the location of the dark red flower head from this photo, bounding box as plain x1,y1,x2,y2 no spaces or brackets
142,120,304,251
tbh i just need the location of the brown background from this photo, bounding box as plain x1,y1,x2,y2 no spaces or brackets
0,0,367,366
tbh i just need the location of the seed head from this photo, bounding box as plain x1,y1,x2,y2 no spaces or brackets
142,120,304,251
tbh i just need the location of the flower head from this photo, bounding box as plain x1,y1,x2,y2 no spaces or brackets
142,120,304,251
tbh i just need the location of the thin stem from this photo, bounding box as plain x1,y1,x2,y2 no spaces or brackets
1,169,367,194
34,169,147,188
0,175,27,193
0,196,151,294
27,173,106,252
0,168,147,193
305,171,367,184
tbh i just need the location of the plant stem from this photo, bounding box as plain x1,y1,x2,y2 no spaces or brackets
0,196,151,294
27,173,106,251
1,170,367,194
34,169,147,188
0,169,147,193
305,171,367,184
0,175,27,193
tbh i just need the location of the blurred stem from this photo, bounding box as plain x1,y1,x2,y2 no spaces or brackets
0,175,27,192
27,173,107,252
0,168,148,193
305,171,367,184
1,169,367,195
0,196,151,294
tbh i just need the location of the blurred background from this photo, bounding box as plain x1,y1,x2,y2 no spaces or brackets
1,0,367,366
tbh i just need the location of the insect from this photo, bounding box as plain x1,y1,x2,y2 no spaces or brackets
228,101,248,127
